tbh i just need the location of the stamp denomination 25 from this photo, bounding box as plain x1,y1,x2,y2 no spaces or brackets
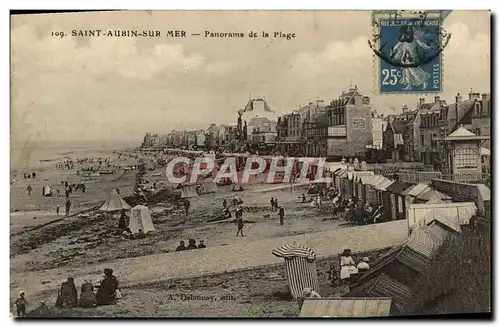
370,10,451,94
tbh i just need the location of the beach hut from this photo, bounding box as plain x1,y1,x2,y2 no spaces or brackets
385,181,415,221
181,183,199,198
416,189,452,204
129,205,156,234
200,182,217,194
333,168,347,189
299,297,392,318
406,202,477,234
99,189,131,212
272,244,319,301
347,274,412,315
364,175,385,205
373,178,395,219
353,171,375,202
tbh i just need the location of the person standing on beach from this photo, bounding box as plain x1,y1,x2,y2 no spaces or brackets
184,199,191,216
236,216,244,237
56,205,60,216
26,184,32,196
270,197,274,210
14,291,28,317
278,206,285,226
65,198,72,217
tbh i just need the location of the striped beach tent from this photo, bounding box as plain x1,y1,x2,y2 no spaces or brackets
272,244,319,300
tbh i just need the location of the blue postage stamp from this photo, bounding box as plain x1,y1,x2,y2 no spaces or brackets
370,10,451,94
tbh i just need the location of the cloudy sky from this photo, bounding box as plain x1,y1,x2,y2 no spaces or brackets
11,10,490,146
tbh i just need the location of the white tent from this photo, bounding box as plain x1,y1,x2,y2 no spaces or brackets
99,189,132,212
129,205,156,234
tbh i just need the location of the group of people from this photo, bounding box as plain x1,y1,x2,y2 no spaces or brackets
22,172,37,179
175,239,206,251
327,248,371,286
344,201,383,225
55,268,120,309
270,198,286,225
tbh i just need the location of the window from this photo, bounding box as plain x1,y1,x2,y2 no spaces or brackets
475,103,480,116
421,135,425,145
455,148,478,169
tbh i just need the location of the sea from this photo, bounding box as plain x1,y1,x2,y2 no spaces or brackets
10,139,139,173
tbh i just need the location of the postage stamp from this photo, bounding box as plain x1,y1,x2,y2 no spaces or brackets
370,10,451,94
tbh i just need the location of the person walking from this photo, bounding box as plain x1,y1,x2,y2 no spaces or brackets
65,198,72,217
270,197,274,210
26,184,32,196
56,205,60,216
184,199,191,216
278,206,285,226
236,217,244,237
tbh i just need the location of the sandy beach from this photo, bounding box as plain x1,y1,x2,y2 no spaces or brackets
9,145,372,316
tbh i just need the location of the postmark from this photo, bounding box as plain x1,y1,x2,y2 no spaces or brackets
370,10,452,94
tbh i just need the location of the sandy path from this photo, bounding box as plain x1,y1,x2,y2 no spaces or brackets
10,220,407,300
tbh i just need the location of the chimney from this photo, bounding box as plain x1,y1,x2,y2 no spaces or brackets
419,98,425,107
439,100,447,107
402,105,408,114
354,94,363,106
434,96,440,103
469,91,480,100
455,93,462,103
481,93,489,102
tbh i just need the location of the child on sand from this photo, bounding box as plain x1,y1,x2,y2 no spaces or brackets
15,291,28,317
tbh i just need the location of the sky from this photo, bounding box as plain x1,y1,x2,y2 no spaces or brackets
11,10,490,146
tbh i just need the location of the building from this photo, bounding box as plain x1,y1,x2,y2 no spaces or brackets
325,86,373,158
418,96,447,166
277,100,327,156
140,133,160,148
205,124,222,149
440,91,491,149
239,98,277,134
371,113,384,150
383,116,406,162
303,111,329,157
442,126,490,183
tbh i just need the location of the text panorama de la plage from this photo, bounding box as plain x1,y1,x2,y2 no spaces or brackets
63,30,296,40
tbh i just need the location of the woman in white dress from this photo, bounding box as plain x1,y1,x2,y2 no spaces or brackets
340,248,358,283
